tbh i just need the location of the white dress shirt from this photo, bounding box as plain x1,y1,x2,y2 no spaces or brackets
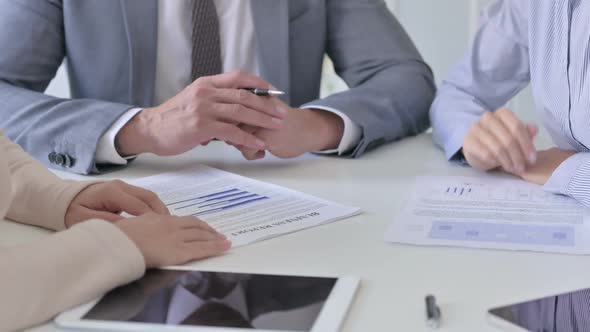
96,0,361,165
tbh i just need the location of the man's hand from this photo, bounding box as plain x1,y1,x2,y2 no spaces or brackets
234,99,345,160
65,180,169,228
115,71,288,157
463,108,538,174
518,148,576,185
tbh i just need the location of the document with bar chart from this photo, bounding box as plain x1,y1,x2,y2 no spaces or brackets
130,166,361,247
385,176,590,255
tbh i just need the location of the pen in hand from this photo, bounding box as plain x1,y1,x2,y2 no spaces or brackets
242,88,286,97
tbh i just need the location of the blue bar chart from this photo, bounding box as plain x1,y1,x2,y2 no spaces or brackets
167,188,270,217
445,186,472,196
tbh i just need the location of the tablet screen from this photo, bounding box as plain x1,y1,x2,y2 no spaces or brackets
83,270,337,331
489,288,590,332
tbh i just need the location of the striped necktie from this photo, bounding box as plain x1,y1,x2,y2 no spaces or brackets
190,0,223,81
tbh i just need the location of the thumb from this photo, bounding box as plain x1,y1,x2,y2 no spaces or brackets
527,124,539,139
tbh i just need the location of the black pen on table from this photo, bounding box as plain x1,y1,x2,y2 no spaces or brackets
425,294,442,329
242,88,286,96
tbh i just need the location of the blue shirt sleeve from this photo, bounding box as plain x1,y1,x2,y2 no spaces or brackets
430,0,532,160
544,153,590,206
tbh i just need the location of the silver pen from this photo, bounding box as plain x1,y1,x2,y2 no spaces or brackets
242,88,286,96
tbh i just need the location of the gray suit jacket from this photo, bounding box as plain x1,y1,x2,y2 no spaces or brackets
0,0,435,174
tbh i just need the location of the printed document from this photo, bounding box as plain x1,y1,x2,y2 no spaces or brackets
385,176,590,254
130,166,361,247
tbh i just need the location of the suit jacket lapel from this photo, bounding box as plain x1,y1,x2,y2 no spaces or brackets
120,0,158,107
250,0,291,104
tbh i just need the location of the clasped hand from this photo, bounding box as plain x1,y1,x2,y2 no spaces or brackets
115,71,344,161
462,108,576,184
116,71,288,157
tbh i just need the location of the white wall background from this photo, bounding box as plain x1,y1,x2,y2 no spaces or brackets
45,0,548,146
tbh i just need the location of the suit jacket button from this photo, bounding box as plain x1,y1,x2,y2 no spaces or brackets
48,152,57,164
63,155,73,168
54,153,65,166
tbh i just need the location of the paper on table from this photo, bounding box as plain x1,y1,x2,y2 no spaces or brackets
385,176,590,254
130,165,361,247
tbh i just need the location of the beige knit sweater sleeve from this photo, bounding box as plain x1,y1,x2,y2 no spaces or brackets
0,133,145,331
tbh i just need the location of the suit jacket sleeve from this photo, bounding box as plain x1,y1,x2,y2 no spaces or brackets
0,0,135,174
303,0,436,157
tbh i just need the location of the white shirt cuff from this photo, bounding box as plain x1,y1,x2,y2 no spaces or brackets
303,105,362,155
95,108,143,165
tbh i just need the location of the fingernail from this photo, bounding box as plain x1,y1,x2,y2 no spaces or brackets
255,139,265,148
529,153,537,164
217,233,226,239
276,107,288,116
272,117,283,126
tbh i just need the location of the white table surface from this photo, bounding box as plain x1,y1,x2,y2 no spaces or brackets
3,133,590,332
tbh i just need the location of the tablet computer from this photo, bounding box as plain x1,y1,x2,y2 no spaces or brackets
56,267,360,332
487,287,590,332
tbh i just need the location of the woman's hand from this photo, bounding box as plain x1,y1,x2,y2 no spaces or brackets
116,214,231,267
518,148,576,185
463,108,538,174
65,180,169,228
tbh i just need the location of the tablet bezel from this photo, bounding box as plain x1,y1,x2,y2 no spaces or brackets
55,267,360,332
